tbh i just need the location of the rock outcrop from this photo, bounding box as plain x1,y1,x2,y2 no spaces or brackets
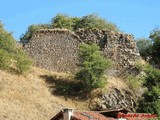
89,87,137,112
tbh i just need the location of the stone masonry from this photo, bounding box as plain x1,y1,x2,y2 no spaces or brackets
24,29,140,76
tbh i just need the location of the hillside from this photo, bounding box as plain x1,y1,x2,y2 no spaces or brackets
0,67,131,120
0,67,89,120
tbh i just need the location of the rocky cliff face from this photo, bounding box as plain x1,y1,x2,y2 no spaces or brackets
24,29,140,76
89,87,137,112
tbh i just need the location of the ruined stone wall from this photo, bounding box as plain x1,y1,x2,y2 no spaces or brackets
75,29,140,75
24,29,140,76
24,29,80,72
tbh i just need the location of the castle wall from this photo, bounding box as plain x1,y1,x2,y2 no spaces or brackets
24,29,80,72
24,29,140,76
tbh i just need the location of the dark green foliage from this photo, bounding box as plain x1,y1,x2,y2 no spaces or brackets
136,38,152,60
137,65,160,118
136,28,160,69
0,21,32,74
150,28,160,66
75,43,112,92
144,65,160,88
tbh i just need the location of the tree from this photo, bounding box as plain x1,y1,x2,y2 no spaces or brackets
137,65,160,119
75,43,112,92
136,38,152,60
0,21,32,74
149,28,160,67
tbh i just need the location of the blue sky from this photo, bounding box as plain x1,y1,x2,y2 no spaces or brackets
0,0,160,40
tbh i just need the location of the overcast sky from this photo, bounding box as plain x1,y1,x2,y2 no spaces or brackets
0,0,160,40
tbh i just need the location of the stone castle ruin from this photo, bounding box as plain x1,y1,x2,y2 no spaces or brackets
24,29,140,76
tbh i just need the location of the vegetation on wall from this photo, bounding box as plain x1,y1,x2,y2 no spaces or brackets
0,22,32,74
20,13,120,42
20,24,49,42
75,43,112,92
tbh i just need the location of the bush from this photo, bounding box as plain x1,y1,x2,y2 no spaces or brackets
0,49,11,70
51,14,80,31
20,24,49,43
14,49,32,74
125,75,143,92
75,43,112,92
137,65,160,118
76,14,119,31
143,65,160,89
0,22,16,52
21,14,120,41
0,21,32,74
51,14,119,31
149,28,160,67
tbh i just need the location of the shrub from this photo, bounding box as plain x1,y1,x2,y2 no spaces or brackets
21,14,120,41
20,24,49,43
0,21,32,74
143,65,160,89
149,28,160,67
75,43,112,92
51,14,80,31
0,49,11,70
76,14,119,31
137,65,160,118
0,22,16,52
14,49,32,74
125,75,143,92
51,14,119,31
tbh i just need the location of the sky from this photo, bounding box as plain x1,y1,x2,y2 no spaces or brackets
0,0,160,40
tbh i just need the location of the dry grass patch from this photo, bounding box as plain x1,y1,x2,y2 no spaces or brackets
0,67,89,120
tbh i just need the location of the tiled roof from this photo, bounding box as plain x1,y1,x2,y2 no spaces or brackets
72,111,110,120
50,108,158,120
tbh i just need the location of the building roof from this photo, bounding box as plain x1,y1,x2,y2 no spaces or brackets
50,108,158,120
72,111,109,120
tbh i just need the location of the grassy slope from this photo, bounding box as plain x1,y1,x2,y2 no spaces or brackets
0,67,88,120
0,67,128,120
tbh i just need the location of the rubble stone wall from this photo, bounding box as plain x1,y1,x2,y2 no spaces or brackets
24,29,140,76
